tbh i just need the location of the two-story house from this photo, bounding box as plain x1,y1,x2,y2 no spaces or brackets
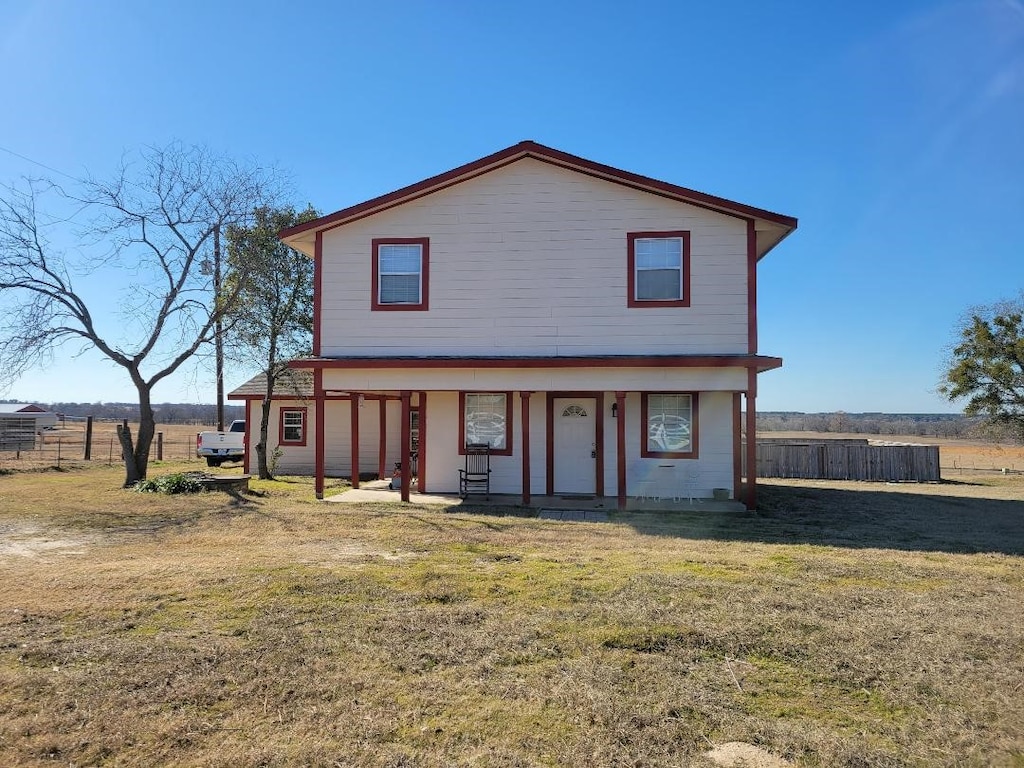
229,141,797,509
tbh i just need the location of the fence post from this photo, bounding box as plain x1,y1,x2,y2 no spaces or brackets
157,432,163,461
108,437,114,465
57,438,61,468
84,416,93,460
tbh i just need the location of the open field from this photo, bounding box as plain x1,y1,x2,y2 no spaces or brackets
1,461,1022,766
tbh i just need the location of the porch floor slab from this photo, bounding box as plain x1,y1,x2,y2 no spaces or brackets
324,480,746,513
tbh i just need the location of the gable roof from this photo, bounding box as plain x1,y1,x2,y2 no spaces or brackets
280,140,798,260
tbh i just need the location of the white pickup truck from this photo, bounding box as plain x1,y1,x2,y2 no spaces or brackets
196,420,246,467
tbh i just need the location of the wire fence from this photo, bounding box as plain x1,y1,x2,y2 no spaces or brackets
0,419,207,470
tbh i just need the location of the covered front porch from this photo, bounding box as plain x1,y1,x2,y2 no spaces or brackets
289,354,780,511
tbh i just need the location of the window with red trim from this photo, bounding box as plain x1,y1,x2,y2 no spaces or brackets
371,237,429,311
627,231,690,307
279,407,307,446
458,392,512,456
640,393,698,458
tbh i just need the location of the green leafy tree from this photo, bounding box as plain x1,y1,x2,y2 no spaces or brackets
940,295,1024,440
225,205,319,479
0,143,280,486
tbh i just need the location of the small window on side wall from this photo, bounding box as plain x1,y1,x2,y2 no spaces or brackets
372,238,429,310
279,407,307,446
627,231,690,308
459,392,512,456
641,393,698,458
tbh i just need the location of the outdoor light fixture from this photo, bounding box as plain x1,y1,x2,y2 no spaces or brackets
611,402,618,417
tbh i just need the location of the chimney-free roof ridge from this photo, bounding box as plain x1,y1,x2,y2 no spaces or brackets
279,140,797,245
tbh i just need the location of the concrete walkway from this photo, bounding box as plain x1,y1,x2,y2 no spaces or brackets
536,509,610,522
325,480,745,514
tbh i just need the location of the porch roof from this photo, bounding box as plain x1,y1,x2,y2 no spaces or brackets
228,369,314,400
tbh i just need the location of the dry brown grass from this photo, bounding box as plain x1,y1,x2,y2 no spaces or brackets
0,460,1022,766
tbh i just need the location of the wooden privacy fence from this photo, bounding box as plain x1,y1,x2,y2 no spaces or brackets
744,439,941,482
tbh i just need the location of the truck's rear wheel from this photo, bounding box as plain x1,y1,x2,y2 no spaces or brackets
206,457,222,468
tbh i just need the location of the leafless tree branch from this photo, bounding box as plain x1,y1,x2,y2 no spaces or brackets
0,142,285,484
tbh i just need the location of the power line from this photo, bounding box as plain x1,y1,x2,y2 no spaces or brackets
0,143,84,184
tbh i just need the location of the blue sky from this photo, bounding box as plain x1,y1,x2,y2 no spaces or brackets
1,0,1021,412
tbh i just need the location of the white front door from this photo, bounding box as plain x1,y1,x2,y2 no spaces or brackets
553,398,597,494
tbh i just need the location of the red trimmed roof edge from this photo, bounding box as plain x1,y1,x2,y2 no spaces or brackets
279,140,798,241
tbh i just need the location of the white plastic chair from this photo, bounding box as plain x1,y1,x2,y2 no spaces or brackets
637,471,660,501
681,465,701,504
636,464,673,502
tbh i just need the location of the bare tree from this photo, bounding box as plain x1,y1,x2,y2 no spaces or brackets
828,410,848,433
0,143,281,485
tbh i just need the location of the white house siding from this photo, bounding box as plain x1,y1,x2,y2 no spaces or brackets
604,391,735,499
318,158,749,358
423,392,527,495
323,399,405,479
245,400,314,475
246,399,403,478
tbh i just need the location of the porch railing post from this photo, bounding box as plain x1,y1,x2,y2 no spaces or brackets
615,391,627,510
400,391,412,502
350,394,360,489
745,369,758,510
378,397,387,481
314,369,325,499
520,391,532,506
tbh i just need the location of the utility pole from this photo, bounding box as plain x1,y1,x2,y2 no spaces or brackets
214,224,224,432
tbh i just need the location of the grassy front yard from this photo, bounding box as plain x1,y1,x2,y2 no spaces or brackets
1,462,1022,766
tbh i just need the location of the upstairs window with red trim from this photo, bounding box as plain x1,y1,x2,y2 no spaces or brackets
372,238,429,310
627,231,690,307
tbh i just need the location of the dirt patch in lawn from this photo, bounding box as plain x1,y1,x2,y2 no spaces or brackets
0,522,95,559
706,741,794,767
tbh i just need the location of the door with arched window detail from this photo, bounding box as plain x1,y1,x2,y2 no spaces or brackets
553,398,596,494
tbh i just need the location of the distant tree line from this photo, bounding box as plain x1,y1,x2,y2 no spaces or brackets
4,399,1019,442
0,400,245,425
756,411,1020,442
